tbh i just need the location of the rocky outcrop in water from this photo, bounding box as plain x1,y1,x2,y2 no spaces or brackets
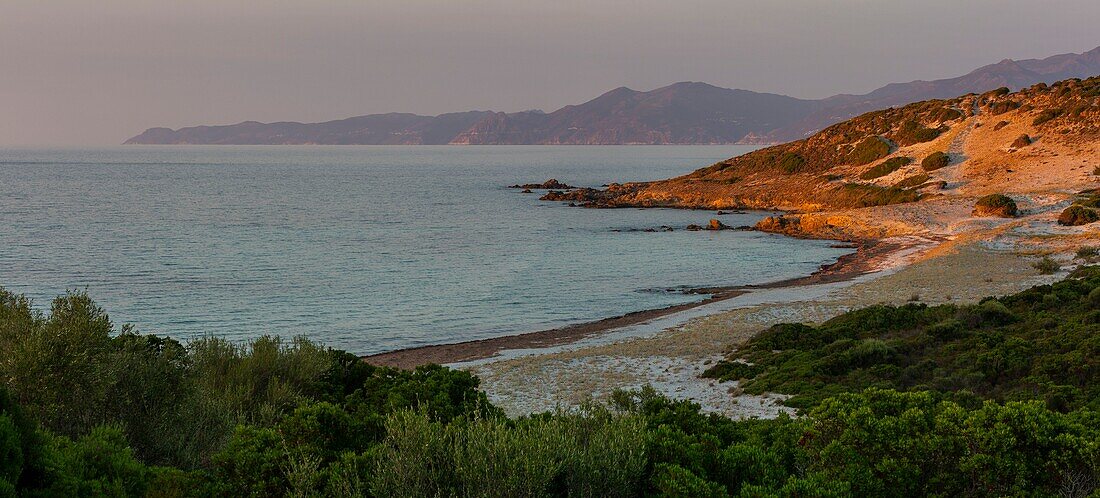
510,179,576,189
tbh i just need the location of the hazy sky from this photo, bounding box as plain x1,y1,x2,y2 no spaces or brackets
2,0,1099,146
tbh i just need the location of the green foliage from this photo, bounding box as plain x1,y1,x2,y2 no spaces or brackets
776,152,806,174
1058,205,1099,226
1032,256,1061,275
893,173,929,189
4,277,1100,496
801,389,1100,496
847,136,892,165
718,270,1100,411
859,156,912,180
1077,246,1099,259
920,151,951,171
1033,108,1063,125
932,107,964,122
35,426,153,497
973,193,1018,217
893,120,944,146
372,407,646,497
836,184,921,208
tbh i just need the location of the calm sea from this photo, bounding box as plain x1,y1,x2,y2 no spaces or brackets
0,146,850,354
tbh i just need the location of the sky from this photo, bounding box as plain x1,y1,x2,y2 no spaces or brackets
2,0,1099,146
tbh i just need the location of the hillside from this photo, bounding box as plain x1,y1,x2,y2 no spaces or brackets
770,46,1100,140
549,76,1100,240
125,47,1100,145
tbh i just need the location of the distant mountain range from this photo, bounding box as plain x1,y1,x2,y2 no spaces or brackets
125,46,1100,145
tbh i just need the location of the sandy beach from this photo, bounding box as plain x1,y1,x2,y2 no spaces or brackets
366,89,1100,418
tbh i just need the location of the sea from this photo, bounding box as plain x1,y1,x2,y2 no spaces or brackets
0,146,851,354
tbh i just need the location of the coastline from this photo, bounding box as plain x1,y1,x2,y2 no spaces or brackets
362,238,904,369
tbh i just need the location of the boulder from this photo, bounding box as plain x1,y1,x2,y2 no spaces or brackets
706,219,730,230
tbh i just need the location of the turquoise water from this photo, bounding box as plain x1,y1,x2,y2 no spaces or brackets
0,146,850,354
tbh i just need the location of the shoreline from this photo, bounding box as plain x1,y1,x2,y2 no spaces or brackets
362,238,905,369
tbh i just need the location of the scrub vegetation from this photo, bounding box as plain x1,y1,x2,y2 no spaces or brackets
4,270,1100,496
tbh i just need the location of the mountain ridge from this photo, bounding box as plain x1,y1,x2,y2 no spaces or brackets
125,46,1100,145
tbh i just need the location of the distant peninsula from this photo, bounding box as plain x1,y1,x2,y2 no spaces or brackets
125,46,1100,145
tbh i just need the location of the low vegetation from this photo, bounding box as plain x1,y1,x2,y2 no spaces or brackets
776,152,805,174
858,156,911,180
893,120,944,146
846,136,892,165
920,151,951,171
1058,205,1099,226
893,173,929,189
705,267,1100,412
835,183,921,208
1032,256,1061,275
972,193,1018,217
4,271,1100,495
1011,134,1032,148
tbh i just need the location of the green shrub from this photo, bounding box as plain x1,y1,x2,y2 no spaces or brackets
1032,256,1060,275
1033,108,1062,126
860,156,912,180
990,101,1020,115
702,361,763,381
894,173,929,189
972,194,1018,217
932,107,963,122
847,137,891,165
894,120,943,145
776,152,806,174
836,184,921,208
1076,246,1098,259
1058,205,1099,226
920,151,951,171
651,464,727,498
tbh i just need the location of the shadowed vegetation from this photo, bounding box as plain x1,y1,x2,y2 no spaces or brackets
3,271,1100,496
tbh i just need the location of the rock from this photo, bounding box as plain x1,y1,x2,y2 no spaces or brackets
686,224,703,231
716,210,728,215
510,178,576,189
706,219,731,230
755,215,802,234
521,188,533,193
660,225,674,232
1011,134,1032,148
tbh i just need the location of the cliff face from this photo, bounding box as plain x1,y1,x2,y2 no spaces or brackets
125,47,1100,146
549,76,1100,227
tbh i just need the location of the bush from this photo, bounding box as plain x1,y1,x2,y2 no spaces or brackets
894,120,943,145
894,173,929,189
847,136,891,165
972,194,1018,217
920,151,951,171
1076,246,1098,259
860,156,912,180
1033,108,1062,126
1011,134,1032,148
776,152,805,174
932,107,963,122
836,184,921,208
1058,205,1099,226
993,120,1010,131
1032,256,1060,275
